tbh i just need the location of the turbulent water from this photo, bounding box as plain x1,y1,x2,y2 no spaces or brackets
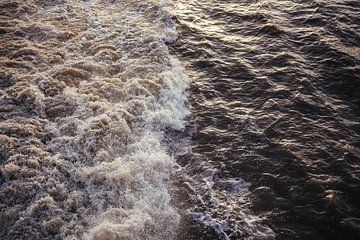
0,0,359,240
0,0,190,239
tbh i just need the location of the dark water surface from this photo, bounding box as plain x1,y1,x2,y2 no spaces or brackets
171,0,360,239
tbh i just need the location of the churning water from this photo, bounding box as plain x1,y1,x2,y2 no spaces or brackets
0,0,189,239
0,0,359,240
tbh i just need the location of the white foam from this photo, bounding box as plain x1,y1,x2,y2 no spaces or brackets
184,165,275,240
39,0,190,239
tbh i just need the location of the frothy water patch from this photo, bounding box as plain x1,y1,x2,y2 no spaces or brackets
0,0,189,239
181,160,275,240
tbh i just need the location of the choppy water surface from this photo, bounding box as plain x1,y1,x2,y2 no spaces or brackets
171,0,360,239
